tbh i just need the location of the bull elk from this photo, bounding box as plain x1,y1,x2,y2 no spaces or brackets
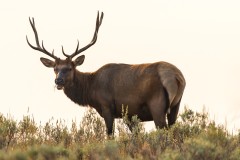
26,11,186,135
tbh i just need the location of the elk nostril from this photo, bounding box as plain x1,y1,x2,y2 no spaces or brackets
55,78,64,85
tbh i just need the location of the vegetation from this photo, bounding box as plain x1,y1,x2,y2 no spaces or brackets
0,106,239,160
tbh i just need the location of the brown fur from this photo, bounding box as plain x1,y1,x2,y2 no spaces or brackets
47,59,186,135
27,13,185,135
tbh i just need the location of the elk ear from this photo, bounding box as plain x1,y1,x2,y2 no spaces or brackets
40,57,55,68
74,55,85,66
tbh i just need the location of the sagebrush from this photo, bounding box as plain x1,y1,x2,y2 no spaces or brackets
0,106,239,160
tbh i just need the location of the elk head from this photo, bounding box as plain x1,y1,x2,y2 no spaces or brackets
26,12,104,90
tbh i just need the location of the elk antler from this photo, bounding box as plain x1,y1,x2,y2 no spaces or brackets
62,11,104,59
26,17,58,60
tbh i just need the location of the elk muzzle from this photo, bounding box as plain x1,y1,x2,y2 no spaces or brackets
55,72,65,90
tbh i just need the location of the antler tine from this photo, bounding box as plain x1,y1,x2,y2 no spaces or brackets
61,40,80,58
26,17,58,60
62,45,68,58
74,40,80,53
62,11,104,59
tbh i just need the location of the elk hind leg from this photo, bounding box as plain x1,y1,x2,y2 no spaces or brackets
148,93,168,129
166,81,185,127
167,98,181,127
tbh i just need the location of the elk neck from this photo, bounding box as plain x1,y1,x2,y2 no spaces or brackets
63,70,95,106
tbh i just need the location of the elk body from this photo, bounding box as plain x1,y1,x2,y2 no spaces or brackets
27,12,186,135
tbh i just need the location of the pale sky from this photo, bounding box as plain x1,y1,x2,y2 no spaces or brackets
1,0,240,132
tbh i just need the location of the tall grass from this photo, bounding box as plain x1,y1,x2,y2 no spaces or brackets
0,106,239,160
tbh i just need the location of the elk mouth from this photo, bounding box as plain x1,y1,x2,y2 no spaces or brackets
56,85,64,90
55,78,65,90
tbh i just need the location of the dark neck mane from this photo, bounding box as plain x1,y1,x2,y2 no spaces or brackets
63,70,93,106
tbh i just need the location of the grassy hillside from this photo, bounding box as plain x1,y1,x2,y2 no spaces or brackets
0,106,239,160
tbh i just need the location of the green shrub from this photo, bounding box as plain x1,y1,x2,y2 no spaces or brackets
0,107,239,160
0,114,17,150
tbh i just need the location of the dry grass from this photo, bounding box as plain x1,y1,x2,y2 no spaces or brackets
0,106,239,160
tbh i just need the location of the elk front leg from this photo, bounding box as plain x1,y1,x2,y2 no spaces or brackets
102,106,114,136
